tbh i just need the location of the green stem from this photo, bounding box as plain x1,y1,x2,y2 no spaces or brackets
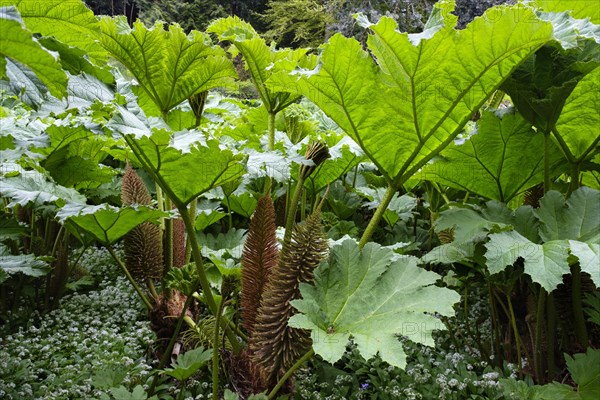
106,245,152,310
177,381,186,400
268,111,276,151
178,206,242,354
283,176,306,248
487,283,503,367
146,278,159,300
505,291,523,376
165,197,173,275
224,195,233,231
534,288,546,383
212,294,226,400
546,292,556,380
543,131,551,193
566,163,580,198
300,189,307,221
156,184,165,230
267,348,314,399
49,225,65,259
149,292,196,396
185,199,196,264
571,263,589,347
358,184,396,249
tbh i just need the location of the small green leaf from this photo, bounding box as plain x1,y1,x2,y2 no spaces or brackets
163,346,212,381
208,16,316,113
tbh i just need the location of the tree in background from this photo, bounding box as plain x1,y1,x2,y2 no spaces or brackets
135,0,228,32
85,0,139,23
262,0,334,48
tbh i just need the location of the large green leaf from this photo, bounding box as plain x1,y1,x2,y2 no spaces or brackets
566,347,600,399
0,254,51,284
0,162,86,207
36,124,115,189
290,240,459,368
532,0,600,24
208,16,317,114
484,188,600,291
553,67,600,161
420,109,565,202
486,230,571,291
1,0,105,62
57,203,167,245
535,188,600,243
271,2,553,186
100,17,236,116
0,6,67,98
116,127,246,206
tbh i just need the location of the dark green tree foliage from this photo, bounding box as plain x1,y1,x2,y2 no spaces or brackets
249,209,328,385
262,0,334,48
135,0,228,32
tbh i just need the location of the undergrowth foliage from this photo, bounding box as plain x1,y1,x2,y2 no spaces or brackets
0,0,599,399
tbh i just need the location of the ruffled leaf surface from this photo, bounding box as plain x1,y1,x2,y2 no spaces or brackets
0,6,67,98
420,109,566,202
270,2,553,185
290,239,459,368
57,203,167,245
101,17,236,115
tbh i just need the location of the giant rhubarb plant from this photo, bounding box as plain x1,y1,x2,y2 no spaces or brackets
208,16,317,149
270,0,555,246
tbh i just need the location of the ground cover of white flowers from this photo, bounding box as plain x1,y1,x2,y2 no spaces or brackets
0,247,155,399
0,247,519,400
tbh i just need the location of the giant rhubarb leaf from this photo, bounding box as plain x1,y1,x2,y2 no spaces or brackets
271,1,553,187
554,67,600,162
208,16,317,114
420,109,565,202
101,17,236,116
117,128,246,206
1,162,86,207
0,6,67,98
290,240,459,368
57,203,167,245
532,0,600,25
0,254,51,284
1,0,105,63
485,187,600,291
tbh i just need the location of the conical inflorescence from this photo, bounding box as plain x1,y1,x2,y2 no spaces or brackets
249,208,328,384
121,164,164,281
240,194,279,335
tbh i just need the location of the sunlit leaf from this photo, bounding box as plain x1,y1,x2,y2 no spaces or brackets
290,240,459,367
0,6,67,99
100,17,236,115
